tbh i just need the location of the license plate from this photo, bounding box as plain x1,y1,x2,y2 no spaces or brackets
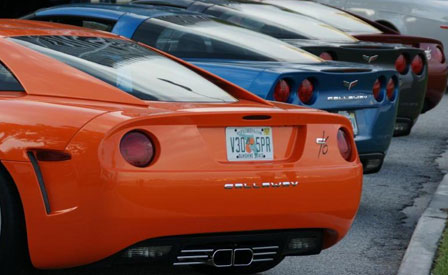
338,111,358,135
226,127,274,161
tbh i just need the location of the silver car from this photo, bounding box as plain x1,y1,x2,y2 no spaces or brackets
314,0,448,49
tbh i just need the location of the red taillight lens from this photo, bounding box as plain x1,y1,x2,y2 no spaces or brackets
319,52,333,60
337,128,353,162
434,47,445,63
298,79,314,104
411,55,424,75
120,131,154,167
386,78,396,101
273,79,290,102
395,54,408,74
373,78,382,101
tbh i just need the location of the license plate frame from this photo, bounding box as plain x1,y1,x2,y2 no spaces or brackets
338,111,358,135
226,127,274,162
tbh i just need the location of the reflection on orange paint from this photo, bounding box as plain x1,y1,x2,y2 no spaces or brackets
0,20,363,270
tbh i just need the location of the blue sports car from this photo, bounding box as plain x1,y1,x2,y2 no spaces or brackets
25,4,399,173
129,0,428,137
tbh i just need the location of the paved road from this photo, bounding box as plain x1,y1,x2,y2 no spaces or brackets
38,96,448,275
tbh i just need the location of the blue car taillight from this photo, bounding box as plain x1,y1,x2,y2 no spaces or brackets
298,78,314,104
273,79,291,102
386,77,397,101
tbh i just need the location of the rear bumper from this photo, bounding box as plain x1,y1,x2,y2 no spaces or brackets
396,70,427,123
329,105,397,160
98,229,324,268
424,62,448,112
359,153,385,174
5,161,362,269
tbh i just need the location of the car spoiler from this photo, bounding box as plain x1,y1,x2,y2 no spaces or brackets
354,34,444,50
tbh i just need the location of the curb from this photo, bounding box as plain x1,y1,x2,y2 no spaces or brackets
397,174,448,275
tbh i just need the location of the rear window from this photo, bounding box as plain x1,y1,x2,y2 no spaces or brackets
132,15,320,63
0,62,24,91
206,6,304,40
205,4,358,42
262,1,382,34
10,36,237,102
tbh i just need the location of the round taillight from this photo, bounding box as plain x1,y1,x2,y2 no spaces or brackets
411,55,424,75
434,46,445,63
395,54,408,74
319,52,333,61
120,131,154,167
337,128,353,162
372,78,382,101
298,79,314,104
386,78,396,101
273,79,290,102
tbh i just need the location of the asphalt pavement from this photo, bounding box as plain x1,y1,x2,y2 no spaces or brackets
37,95,448,275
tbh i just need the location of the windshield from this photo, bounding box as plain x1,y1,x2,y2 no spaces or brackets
205,2,358,42
132,15,321,63
261,0,382,34
11,36,237,102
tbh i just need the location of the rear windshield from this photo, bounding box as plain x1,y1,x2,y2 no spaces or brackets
10,35,237,102
0,62,24,91
205,3,358,42
132,15,320,63
263,1,382,34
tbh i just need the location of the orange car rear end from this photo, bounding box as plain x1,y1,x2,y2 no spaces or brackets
0,20,362,274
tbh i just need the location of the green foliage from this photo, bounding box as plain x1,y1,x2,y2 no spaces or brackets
433,226,448,275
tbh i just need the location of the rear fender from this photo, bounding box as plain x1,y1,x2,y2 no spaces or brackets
0,98,106,161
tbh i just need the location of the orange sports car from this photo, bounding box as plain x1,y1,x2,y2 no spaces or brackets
0,20,362,274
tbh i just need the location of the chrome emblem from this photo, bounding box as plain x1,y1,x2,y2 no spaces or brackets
425,47,432,60
362,54,379,63
224,181,299,189
343,80,359,91
317,131,329,158
316,138,327,145
327,95,368,101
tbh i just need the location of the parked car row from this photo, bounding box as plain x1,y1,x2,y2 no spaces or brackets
0,0,446,274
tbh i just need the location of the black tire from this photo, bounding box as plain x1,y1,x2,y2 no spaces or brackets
421,99,431,114
0,169,30,274
195,257,284,274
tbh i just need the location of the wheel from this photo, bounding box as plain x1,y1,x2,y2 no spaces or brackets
0,170,29,274
195,257,284,274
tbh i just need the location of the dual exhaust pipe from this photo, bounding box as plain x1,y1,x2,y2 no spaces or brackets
212,248,254,267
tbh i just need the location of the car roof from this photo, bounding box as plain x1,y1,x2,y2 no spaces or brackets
0,19,120,38
34,3,204,20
